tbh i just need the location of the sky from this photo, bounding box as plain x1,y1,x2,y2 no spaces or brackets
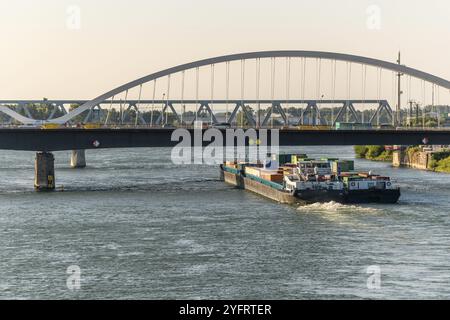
0,0,449,101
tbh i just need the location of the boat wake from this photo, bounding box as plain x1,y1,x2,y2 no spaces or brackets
297,201,382,214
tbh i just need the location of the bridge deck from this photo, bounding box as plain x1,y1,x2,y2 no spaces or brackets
0,128,449,151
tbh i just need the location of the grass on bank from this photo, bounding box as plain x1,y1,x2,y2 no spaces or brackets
428,150,450,173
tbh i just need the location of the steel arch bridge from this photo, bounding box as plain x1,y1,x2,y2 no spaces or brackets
1,50,450,126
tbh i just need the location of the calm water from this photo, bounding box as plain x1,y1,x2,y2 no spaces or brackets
0,146,449,299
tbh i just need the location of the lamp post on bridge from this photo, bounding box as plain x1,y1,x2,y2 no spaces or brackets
162,93,166,126
397,51,404,127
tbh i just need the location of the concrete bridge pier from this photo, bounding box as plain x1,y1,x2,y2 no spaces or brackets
70,150,86,168
34,152,55,191
392,146,403,168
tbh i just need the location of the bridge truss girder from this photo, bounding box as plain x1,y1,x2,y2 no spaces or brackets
83,105,103,123
332,101,360,125
122,104,147,125
299,102,326,126
0,99,393,127
17,103,33,119
191,103,218,125
48,104,68,120
156,102,182,125
228,102,256,126
369,101,394,125
262,102,288,126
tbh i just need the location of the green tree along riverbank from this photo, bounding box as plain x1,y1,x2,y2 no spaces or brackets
428,149,450,173
354,145,393,162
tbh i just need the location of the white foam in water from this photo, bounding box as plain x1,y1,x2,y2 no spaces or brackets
297,201,382,214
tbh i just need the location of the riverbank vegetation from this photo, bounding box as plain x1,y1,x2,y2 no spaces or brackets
427,149,450,173
355,145,450,173
354,145,393,161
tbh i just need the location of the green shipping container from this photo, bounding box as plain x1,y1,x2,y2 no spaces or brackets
274,154,293,165
332,160,355,173
291,154,308,164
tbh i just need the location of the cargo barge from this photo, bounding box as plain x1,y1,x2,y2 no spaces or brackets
220,154,401,204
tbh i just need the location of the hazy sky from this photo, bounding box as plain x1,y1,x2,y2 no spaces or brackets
0,0,449,100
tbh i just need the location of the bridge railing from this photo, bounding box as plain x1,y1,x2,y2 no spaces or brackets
2,121,450,132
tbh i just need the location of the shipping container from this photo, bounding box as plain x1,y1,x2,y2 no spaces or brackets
260,173,284,183
331,160,355,174
272,153,293,166
291,154,308,164
245,167,261,177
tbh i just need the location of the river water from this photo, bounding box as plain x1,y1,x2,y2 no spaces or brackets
0,146,449,299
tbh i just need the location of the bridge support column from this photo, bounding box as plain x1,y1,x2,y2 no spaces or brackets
70,150,86,168
34,152,55,191
392,146,405,168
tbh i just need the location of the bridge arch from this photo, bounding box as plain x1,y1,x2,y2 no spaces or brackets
2,50,450,124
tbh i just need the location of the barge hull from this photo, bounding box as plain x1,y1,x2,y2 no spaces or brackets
344,189,401,204
294,190,345,203
222,169,298,204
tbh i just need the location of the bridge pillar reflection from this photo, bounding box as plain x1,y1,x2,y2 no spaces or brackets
34,152,55,191
70,150,86,169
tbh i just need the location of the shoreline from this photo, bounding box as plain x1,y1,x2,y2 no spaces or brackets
354,145,450,173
